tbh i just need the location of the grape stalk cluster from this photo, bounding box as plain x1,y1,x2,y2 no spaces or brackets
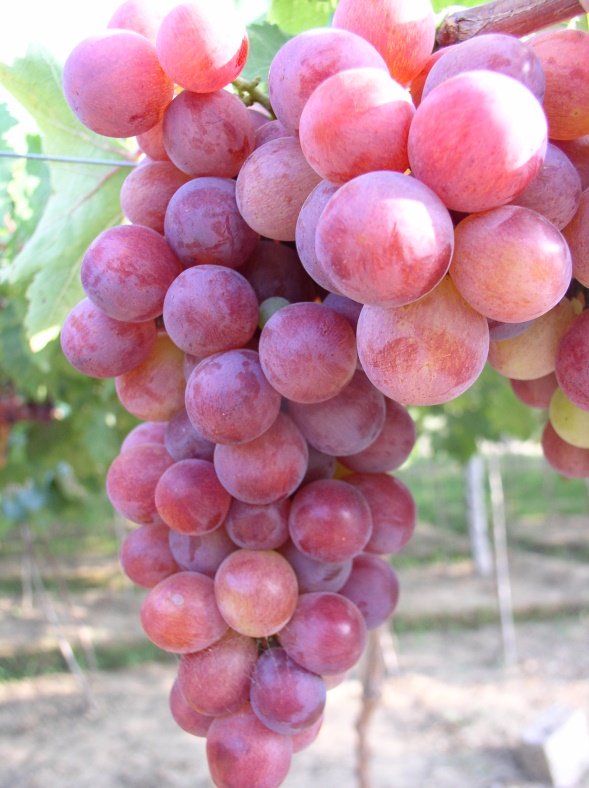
59,0,589,785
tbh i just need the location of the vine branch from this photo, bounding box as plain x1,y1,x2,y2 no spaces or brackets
232,77,275,117
437,0,586,46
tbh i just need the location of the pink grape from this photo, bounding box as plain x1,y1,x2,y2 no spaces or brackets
63,30,173,137
120,160,191,234
345,472,416,555
224,498,290,551
299,67,414,185
206,702,293,788
288,479,373,563
278,592,366,676
120,523,179,588
278,541,352,594
302,447,337,485
410,47,451,107
155,2,248,93
487,319,535,342
107,0,163,42
136,118,169,161
268,28,389,137
255,120,291,148
542,421,589,479
106,442,174,525
185,349,281,445
357,276,489,406
178,629,258,716
529,29,589,140
555,136,589,190
162,89,255,178
295,180,341,293
81,224,182,323
288,369,386,457
332,0,435,85
164,408,215,462
214,413,308,505
315,170,454,307
292,715,323,752
155,459,231,535
235,137,322,241
408,70,547,213
169,526,237,578
322,293,363,333
60,298,157,379
121,421,167,452
563,188,589,287
259,302,357,403
115,334,186,422
555,310,589,411
140,570,228,653
449,206,572,323
250,647,326,735
338,398,416,474
164,177,259,269
510,373,559,410
247,106,272,130
487,298,575,380
509,143,582,230
239,240,315,305
422,33,545,101
169,679,213,737
339,554,400,629
214,549,299,637
163,265,259,358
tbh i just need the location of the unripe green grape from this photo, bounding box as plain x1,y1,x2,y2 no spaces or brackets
549,387,589,449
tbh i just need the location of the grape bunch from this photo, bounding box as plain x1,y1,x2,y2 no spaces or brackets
58,0,589,784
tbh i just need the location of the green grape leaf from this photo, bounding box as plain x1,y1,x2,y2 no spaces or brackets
0,45,132,350
267,0,337,34
241,22,291,88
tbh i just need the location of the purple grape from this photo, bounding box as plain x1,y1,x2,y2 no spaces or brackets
278,592,366,676
250,647,326,735
185,349,281,445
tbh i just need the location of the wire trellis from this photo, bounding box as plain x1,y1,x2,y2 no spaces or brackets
0,150,138,167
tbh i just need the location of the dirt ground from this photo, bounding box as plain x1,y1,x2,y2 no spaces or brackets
1,518,589,788
1,618,589,788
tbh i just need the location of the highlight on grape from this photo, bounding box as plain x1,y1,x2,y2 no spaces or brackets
59,0,589,784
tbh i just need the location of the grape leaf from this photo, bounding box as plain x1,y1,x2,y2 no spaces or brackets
0,45,133,350
241,22,291,88
268,0,337,34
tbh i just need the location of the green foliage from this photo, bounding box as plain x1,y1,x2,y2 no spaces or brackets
0,45,132,350
241,22,291,88
413,365,542,462
268,0,337,34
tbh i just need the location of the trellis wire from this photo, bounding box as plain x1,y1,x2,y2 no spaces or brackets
0,150,138,167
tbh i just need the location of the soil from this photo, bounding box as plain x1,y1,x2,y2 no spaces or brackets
1,518,589,788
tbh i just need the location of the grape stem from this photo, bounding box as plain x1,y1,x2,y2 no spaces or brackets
437,0,586,46
232,77,275,117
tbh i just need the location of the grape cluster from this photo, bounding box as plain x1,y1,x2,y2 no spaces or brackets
59,0,589,784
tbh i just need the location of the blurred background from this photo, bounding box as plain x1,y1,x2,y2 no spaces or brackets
1,1,588,787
